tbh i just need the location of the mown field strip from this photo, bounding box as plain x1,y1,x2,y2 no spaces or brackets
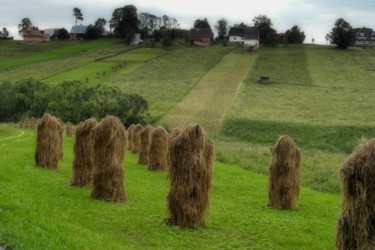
158,53,257,133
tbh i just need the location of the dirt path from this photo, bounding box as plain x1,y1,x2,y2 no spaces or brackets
158,53,257,134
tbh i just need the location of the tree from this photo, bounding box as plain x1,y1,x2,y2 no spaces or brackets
110,5,139,43
252,15,273,44
57,28,69,40
215,18,228,42
18,18,32,36
329,18,355,49
325,33,330,45
286,25,305,44
263,28,278,47
2,28,9,37
194,18,211,29
95,18,107,34
73,7,83,25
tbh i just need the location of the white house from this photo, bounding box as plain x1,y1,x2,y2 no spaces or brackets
243,27,259,50
228,27,245,43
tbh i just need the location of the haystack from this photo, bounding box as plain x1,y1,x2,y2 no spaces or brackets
336,139,375,249
66,122,74,137
137,125,153,165
34,113,62,169
268,135,301,210
29,117,38,130
71,118,98,186
130,124,143,154
127,124,135,151
91,115,126,202
148,126,168,171
56,118,64,159
166,124,214,228
166,128,183,176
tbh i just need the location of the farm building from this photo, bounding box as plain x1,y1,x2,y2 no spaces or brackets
352,27,375,48
228,26,259,50
69,25,88,40
228,27,245,43
190,28,213,46
43,28,62,40
23,26,49,43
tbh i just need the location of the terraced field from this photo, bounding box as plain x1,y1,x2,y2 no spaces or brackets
158,53,257,133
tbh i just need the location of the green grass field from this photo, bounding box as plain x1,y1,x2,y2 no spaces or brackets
1,40,375,249
0,127,340,249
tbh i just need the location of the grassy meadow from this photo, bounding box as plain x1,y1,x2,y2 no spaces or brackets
1,39,375,249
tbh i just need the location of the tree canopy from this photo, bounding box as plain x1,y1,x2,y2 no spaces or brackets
194,18,211,29
18,18,32,36
0,79,149,126
2,28,9,37
110,5,140,44
286,25,305,44
215,18,228,42
252,15,277,46
329,18,355,49
73,7,83,25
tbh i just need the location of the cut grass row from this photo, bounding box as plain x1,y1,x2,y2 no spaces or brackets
0,126,340,249
158,53,257,133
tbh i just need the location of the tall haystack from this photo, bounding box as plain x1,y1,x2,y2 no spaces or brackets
336,139,375,250
66,122,74,137
127,124,135,151
71,118,98,186
56,118,64,159
130,124,143,154
34,113,62,169
137,125,154,165
268,135,301,210
148,126,168,171
166,128,183,176
166,124,214,228
91,115,126,202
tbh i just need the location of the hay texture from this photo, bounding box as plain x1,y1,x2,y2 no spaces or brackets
66,122,74,137
268,135,301,210
166,124,214,228
137,125,153,165
34,113,62,169
148,126,168,171
56,118,64,159
71,118,98,186
127,124,135,151
91,115,126,202
336,139,375,250
130,124,143,154
29,117,38,130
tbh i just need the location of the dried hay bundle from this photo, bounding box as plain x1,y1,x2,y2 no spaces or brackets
127,124,135,151
71,118,98,186
66,122,74,137
137,125,154,165
130,124,143,154
91,115,126,202
34,113,62,169
166,128,183,176
268,135,301,210
23,118,30,129
29,117,38,130
336,139,375,250
56,118,64,159
148,126,168,171
166,124,214,228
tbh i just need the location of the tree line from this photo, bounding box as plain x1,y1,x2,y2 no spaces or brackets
0,79,148,126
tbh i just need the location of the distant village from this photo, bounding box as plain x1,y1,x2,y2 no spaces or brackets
1,4,375,49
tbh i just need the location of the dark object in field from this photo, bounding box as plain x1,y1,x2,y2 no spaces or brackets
91,115,126,202
268,135,301,210
166,124,214,228
65,121,74,137
259,76,269,84
138,125,153,165
148,126,168,171
34,113,62,169
336,139,375,250
71,118,97,186
130,124,143,154
127,124,135,151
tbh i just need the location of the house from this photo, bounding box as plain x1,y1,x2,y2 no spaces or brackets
353,27,375,48
243,27,259,50
69,25,88,40
228,27,245,43
23,26,49,43
43,28,60,40
190,28,213,46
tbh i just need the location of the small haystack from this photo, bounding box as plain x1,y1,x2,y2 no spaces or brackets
71,118,98,186
268,135,301,210
127,124,135,151
29,117,38,130
336,139,375,250
66,121,74,137
148,126,168,171
34,113,62,169
130,124,143,154
91,115,126,202
166,124,214,228
137,125,154,165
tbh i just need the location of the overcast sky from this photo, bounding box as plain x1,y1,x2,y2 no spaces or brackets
1,0,374,44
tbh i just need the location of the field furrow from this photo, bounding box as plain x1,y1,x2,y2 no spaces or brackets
158,53,257,133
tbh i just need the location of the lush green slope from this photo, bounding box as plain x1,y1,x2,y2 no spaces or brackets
0,126,340,249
